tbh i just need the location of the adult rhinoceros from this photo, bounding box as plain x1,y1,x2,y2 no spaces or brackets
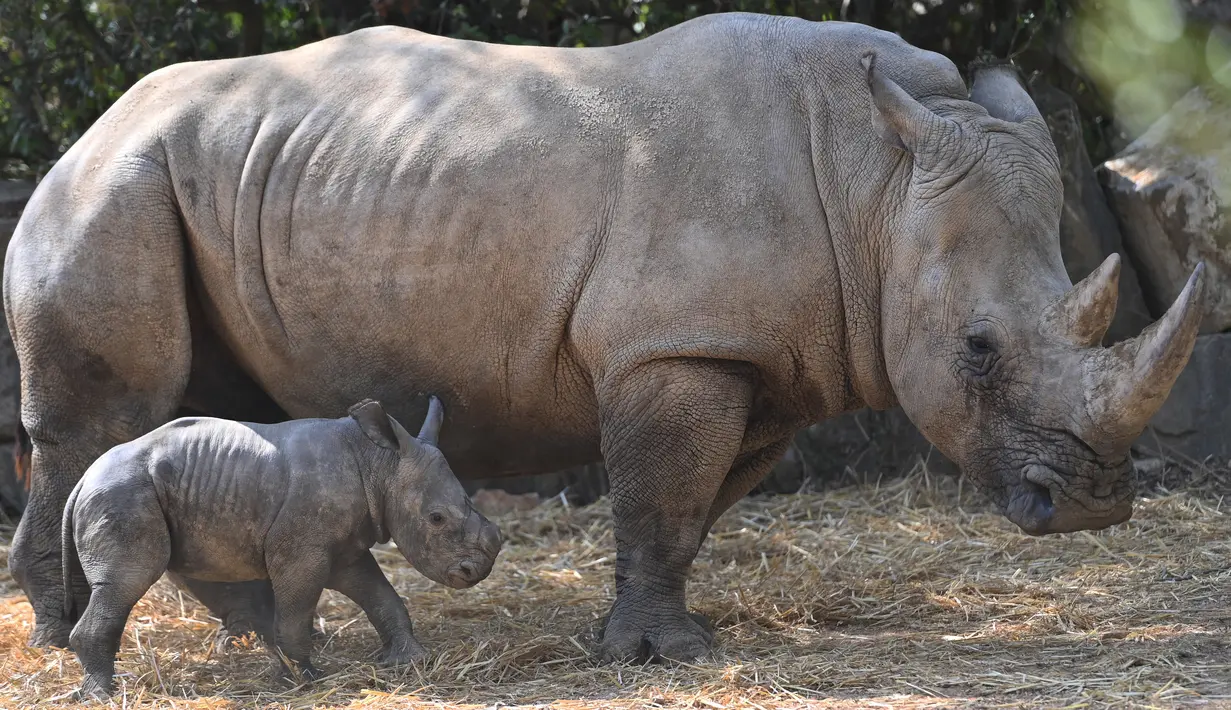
5,13,1204,661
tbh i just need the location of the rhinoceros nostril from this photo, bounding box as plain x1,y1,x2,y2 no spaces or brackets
459,560,478,580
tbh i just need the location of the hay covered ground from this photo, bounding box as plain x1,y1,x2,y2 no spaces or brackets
3,464,1230,709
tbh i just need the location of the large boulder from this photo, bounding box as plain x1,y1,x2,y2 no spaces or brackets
1135,332,1231,463
1100,82,1231,333
756,409,955,494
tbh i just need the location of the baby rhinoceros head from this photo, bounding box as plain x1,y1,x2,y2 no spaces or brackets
348,397,502,589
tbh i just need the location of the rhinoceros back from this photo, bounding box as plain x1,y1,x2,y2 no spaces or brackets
14,14,966,478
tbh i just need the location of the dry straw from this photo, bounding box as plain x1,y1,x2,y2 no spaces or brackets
2,461,1229,709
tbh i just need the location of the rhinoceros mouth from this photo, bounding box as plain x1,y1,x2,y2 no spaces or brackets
1004,479,1055,535
1003,465,1133,536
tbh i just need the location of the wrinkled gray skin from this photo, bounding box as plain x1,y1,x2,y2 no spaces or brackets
7,13,1205,662
62,397,501,699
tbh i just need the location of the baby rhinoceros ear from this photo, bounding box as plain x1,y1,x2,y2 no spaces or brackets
348,399,413,455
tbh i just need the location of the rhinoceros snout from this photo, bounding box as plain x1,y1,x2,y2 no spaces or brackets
445,558,493,588
1006,477,1133,536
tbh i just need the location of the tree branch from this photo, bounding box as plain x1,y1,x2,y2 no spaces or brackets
65,0,135,86
197,0,266,56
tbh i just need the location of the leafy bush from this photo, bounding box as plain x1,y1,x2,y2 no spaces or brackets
4,0,1207,179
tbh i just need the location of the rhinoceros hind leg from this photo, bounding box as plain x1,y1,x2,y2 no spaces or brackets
6,169,192,647
70,487,171,700
594,357,752,663
165,575,283,651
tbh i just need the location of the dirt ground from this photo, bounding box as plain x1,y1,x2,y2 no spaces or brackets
2,465,1230,709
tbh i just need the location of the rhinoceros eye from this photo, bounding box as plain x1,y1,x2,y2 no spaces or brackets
958,331,999,381
966,335,994,354
429,511,445,525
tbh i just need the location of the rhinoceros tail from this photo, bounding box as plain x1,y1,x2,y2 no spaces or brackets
14,419,30,492
61,479,86,623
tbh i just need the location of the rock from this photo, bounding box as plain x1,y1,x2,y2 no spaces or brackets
1100,83,1231,333
754,409,957,495
0,180,35,217
1031,80,1153,343
471,489,540,517
1136,332,1231,463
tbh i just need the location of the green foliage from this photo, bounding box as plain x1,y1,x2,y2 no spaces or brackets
1071,0,1231,138
0,0,1098,179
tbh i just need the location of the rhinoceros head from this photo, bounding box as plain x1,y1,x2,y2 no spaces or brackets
863,54,1206,535
350,397,503,585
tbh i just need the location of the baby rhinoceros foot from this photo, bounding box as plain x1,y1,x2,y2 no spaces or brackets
269,657,326,684
215,622,324,654
213,626,263,654
598,607,714,664
377,636,429,666
29,618,73,650
281,660,326,683
74,675,114,702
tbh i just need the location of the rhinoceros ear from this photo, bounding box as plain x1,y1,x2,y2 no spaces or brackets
862,51,948,155
348,399,405,452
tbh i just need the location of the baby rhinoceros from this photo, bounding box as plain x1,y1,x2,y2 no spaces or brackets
62,397,502,699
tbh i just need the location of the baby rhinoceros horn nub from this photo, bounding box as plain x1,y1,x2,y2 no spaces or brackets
1041,253,1121,347
1086,262,1207,450
417,395,444,446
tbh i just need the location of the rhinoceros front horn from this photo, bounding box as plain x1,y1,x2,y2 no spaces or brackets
1042,253,1121,347
967,60,1041,123
1088,262,1206,449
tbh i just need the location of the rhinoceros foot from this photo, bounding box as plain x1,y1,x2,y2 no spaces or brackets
213,622,325,654
72,680,113,703
377,636,429,665
27,618,72,649
597,606,714,663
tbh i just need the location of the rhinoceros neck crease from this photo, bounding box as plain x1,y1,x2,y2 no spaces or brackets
803,89,898,415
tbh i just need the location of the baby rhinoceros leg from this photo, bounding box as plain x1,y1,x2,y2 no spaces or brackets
328,551,426,665
69,486,171,699
267,549,333,681
165,574,281,651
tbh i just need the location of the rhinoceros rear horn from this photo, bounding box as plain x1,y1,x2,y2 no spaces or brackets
967,59,1042,124
862,51,947,155
1042,253,1121,347
417,395,445,446
1090,262,1206,448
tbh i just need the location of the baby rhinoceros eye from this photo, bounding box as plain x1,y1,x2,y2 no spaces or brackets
429,511,446,525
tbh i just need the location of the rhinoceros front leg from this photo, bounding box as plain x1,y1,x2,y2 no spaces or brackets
596,358,752,663
328,551,426,665
267,550,330,680
703,439,793,537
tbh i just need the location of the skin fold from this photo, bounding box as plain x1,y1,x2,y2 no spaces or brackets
6,13,1204,660
62,398,501,699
